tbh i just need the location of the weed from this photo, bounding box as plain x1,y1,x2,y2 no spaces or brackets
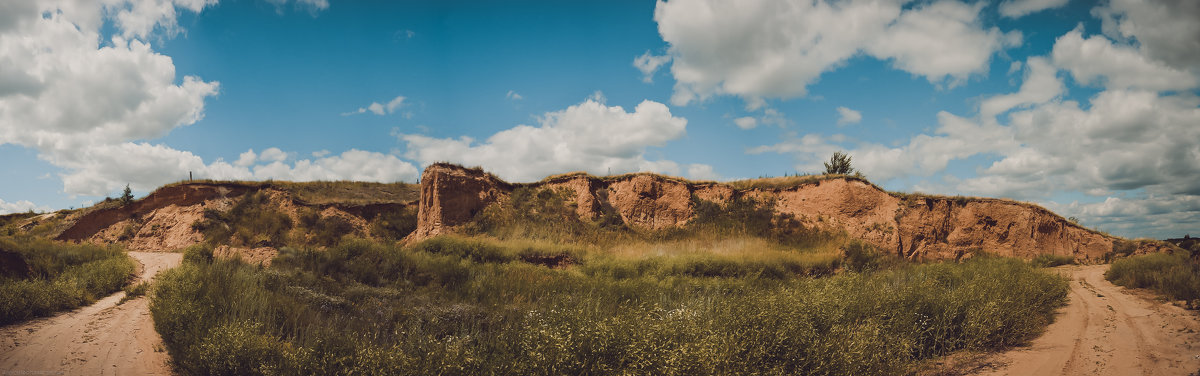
0,236,135,325
1106,251,1200,308
152,238,1067,376
1030,254,1076,268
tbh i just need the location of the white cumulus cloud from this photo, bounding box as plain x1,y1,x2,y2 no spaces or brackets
401,97,689,182
653,0,1020,106
835,107,862,126
0,198,49,214
1052,28,1197,91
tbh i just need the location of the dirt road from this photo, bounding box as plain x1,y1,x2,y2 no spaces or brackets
975,264,1200,376
0,251,183,375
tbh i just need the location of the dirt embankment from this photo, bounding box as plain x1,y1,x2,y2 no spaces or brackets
54,182,414,254
412,163,1123,261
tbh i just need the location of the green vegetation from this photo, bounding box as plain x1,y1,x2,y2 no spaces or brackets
1030,254,1076,268
824,151,855,175
121,184,134,205
151,186,1067,375
0,236,135,325
193,191,293,247
152,240,1066,376
1106,251,1200,308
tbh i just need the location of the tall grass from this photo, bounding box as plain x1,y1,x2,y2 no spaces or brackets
152,240,1067,375
1106,251,1200,308
0,236,135,325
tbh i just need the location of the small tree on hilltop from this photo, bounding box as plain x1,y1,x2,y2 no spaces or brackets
120,184,134,205
824,151,854,175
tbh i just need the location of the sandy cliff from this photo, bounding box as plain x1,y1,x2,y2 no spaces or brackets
411,163,1119,262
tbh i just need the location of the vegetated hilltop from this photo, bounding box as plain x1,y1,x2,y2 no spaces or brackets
412,163,1156,262
18,180,419,258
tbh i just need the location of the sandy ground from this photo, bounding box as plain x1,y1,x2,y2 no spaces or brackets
0,251,183,376
968,264,1200,376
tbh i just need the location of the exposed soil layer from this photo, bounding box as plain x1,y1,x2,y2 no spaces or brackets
54,182,415,252
0,252,183,376
412,164,1124,261
966,265,1200,375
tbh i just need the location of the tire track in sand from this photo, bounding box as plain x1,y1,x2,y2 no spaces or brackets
974,264,1200,376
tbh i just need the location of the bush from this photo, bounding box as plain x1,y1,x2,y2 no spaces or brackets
1030,254,1076,268
153,238,1067,376
193,191,292,247
370,206,418,240
1106,252,1200,308
0,236,135,325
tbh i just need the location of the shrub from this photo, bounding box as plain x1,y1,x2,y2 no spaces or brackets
193,191,292,247
370,206,418,240
1030,254,1076,268
824,151,854,175
1106,252,1200,308
0,236,135,325
153,238,1067,376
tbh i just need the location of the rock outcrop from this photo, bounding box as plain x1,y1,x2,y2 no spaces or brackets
410,164,1120,262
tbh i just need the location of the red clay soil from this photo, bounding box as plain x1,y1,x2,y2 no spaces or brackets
411,163,1123,261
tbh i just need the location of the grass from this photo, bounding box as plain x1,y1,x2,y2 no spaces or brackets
1105,251,1200,308
1031,254,1076,268
151,241,1067,375
149,182,1068,374
0,236,135,325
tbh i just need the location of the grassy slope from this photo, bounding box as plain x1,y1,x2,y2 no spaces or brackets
151,185,1069,375
0,236,135,325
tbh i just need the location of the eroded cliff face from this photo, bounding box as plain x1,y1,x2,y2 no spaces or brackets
58,182,412,252
412,164,1121,262
410,164,511,240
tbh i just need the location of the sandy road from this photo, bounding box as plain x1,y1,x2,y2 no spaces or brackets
0,251,182,376
974,264,1200,376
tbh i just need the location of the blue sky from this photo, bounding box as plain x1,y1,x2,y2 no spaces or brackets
0,0,1197,239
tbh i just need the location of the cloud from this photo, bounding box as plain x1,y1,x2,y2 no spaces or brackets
506,90,523,100
264,0,330,14
1093,0,1200,72
1047,195,1200,239
400,97,689,182
998,0,1069,18
687,164,720,181
653,0,1019,106
979,56,1063,119
53,143,418,196
0,198,48,214
0,1,415,198
343,95,407,116
733,116,757,130
835,107,862,126
1052,28,1197,91
0,0,220,174
235,149,257,167
633,51,671,83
